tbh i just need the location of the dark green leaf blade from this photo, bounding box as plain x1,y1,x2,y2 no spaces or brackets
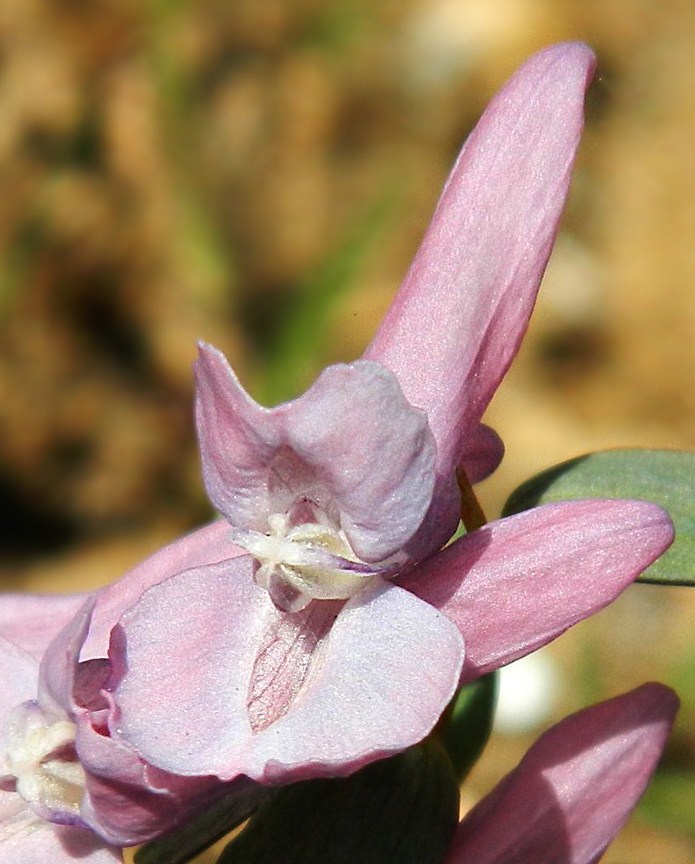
135,786,272,864
503,449,695,586
218,743,460,864
441,672,498,782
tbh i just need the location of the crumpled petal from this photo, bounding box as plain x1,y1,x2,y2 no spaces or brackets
400,500,673,683
445,683,678,864
195,344,436,561
76,718,228,847
365,42,596,498
110,558,463,783
37,598,95,718
0,595,88,661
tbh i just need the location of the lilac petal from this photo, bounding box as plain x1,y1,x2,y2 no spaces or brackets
401,500,673,683
0,639,40,775
461,424,505,485
77,717,224,846
194,342,282,530
83,519,245,660
38,598,96,717
365,43,595,487
196,343,436,561
0,595,88,661
282,361,436,561
112,560,463,782
446,683,678,864
0,807,121,863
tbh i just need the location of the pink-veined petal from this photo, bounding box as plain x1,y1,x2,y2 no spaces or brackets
401,500,673,683
445,683,678,864
0,594,88,661
365,43,596,489
83,519,245,660
111,561,463,782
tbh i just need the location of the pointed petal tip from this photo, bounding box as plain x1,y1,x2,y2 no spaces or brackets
533,40,597,70
630,681,679,727
446,681,677,864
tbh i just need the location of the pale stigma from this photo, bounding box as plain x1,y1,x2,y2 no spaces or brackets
4,701,86,824
234,512,381,611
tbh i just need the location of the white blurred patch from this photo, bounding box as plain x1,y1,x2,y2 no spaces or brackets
400,0,545,91
493,650,560,734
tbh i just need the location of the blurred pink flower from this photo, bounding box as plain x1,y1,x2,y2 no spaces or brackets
446,683,678,864
107,42,673,788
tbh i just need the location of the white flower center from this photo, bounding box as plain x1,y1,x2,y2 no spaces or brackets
4,701,86,824
236,512,378,610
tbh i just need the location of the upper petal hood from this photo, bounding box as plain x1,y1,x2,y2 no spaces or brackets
365,42,596,497
195,344,436,562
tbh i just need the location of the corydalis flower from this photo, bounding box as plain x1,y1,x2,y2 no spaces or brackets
0,586,246,860
108,43,673,785
0,613,122,863
446,683,678,864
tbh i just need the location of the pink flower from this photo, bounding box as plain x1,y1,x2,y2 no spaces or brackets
103,42,672,788
446,683,678,864
0,531,252,859
0,611,124,862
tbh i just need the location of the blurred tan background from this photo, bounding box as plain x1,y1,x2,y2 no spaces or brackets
1,0,695,861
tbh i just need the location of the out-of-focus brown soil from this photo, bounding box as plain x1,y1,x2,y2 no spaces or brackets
2,2,695,861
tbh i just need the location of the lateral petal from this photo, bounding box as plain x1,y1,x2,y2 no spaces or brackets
401,500,673,683
194,342,282,530
445,683,678,864
112,561,463,782
83,519,245,660
365,43,595,488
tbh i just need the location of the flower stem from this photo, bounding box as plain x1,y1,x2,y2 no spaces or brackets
456,468,487,531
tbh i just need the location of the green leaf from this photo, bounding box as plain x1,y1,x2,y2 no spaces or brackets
135,786,272,864
441,672,498,782
503,449,695,586
639,771,695,837
217,743,460,864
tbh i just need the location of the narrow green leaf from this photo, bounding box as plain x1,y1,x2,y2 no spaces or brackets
134,786,272,864
218,743,460,864
441,672,498,782
503,449,695,586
